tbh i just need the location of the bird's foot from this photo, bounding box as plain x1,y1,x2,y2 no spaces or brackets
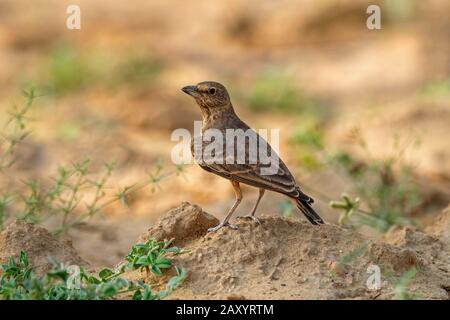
207,221,238,233
238,215,261,224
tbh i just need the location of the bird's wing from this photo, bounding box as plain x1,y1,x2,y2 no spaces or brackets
202,161,292,191
192,121,312,202
200,161,312,203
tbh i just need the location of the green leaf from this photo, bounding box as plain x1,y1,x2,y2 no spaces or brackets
155,258,172,269
19,251,28,267
102,283,117,297
136,256,149,266
98,268,114,280
87,276,101,284
132,289,142,300
151,265,162,276
47,269,69,281
142,286,153,300
114,277,129,288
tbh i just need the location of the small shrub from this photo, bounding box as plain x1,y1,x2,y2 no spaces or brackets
112,54,163,86
290,121,325,171
0,89,185,233
0,88,36,171
393,267,419,300
124,238,183,277
0,240,186,300
17,159,115,234
420,78,450,99
245,70,322,115
46,44,94,95
41,44,163,96
384,0,417,23
328,132,420,232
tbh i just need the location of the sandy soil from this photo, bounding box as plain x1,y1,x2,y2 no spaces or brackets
3,202,448,300
0,220,88,276
136,202,450,300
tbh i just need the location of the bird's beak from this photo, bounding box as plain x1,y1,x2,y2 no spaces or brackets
182,85,201,98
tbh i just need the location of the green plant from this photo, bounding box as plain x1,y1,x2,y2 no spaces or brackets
98,159,186,210
393,267,419,300
330,193,361,225
56,120,83,142
328,129,420,233
124,238,183,277
0,90,185,232
420,78,450,99
0,244,186,300
384,0,417,23
0,88,36,171
46,44,94,95
42,44,163,96
0,194,12,230
0,88,38,230
291,125,323,149
331,155,419,232
8,157,184,234
245,70,322,115
14,158,115,234
2,155,184,234
112,54,163,86
290,121,325,171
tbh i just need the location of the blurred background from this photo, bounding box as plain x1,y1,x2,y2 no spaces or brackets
0,0,449,267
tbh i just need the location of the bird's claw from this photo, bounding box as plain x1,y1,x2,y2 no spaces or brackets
239,215,261,224
208,222,238,233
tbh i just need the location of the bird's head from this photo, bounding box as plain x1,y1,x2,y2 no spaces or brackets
182,81,231,110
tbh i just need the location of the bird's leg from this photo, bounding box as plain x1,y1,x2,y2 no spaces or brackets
250,188,265,216
240,188,265,224
208,181,242,232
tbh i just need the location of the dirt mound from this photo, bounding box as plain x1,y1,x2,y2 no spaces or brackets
139,202,450,299
426,204,450,241
0,220,88,276
139,202,219,247
1,205,448,299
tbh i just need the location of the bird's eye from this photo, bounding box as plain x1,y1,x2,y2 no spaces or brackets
208,87,216,95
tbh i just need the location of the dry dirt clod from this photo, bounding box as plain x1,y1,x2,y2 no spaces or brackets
0,220,88,276
368,243,421,272
139,202,218,247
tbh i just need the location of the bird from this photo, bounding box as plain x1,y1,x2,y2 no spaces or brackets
182,81,324,232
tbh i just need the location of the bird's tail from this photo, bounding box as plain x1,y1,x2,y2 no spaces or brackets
296,197,324,225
